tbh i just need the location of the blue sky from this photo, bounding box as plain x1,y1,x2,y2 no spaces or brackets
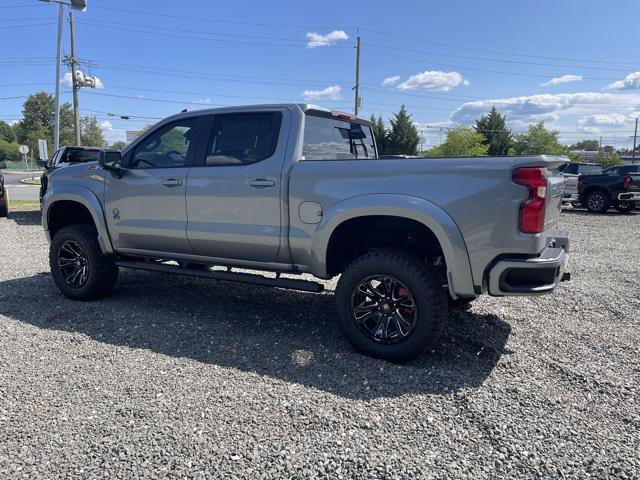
2,0,640,148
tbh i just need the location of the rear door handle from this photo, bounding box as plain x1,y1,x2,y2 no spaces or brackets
249,178,276,188
162,178,182,187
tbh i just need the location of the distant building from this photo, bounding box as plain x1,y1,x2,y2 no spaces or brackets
570,150,599,161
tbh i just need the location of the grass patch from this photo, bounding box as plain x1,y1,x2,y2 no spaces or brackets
8,199,40,210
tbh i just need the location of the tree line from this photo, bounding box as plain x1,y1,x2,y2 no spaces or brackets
0,92,109,167
370,105,621,166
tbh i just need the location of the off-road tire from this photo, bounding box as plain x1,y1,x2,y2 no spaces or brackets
50,224,118,300
585,190,610,213
335,248,447,362
614,202,634,213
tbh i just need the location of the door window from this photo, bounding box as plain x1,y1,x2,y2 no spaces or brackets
302,114,376,160
205,112,282,166
131,119,198,168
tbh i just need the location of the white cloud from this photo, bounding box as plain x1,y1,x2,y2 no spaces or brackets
608,72,640,90
451,91,640,124
60,72,104,89
541,74,583,87
579,113,627,127
192,98,211,104
306,30,349,48
301,85,341,101
100,120,113,130
381,75,400,86
397,71,469,92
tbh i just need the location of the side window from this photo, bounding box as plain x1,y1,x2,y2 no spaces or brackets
205,112,282,166
131,118,198,168
302,115,376,160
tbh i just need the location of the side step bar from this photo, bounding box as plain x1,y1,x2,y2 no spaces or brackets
115,259,325,293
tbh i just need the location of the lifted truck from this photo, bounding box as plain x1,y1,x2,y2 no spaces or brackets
42,104,570,361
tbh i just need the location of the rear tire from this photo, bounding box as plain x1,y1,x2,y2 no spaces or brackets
585,190,610,213
614,202,634,213
50,224,118,300
335,249,447,362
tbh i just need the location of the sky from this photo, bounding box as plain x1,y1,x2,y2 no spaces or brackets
1,0,640,148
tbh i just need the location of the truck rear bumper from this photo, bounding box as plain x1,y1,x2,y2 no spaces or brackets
618,192,640,202
487,230,570,296
562,193,579,203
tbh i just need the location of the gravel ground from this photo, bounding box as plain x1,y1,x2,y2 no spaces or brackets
0,208,639,479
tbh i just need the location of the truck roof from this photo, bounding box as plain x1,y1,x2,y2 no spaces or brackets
164,103,372,126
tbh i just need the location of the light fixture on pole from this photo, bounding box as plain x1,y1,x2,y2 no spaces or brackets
37,0,87,151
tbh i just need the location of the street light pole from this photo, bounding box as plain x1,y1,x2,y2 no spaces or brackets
54,2,63,150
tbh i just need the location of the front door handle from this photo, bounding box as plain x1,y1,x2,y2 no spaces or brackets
162,178,182,187
249,178,276,188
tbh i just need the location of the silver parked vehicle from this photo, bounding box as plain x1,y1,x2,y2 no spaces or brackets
41,104,570,360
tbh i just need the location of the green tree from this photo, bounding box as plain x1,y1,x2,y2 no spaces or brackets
426,127,489,157
80,116,106,147
110,140,127,150
15,92,74,156
0,140,21,167
370,115,388,156
569,139,599,151
593,151,621,167
475,107,511,156
0,121,16,143
386,105,420,155
512,122,569,156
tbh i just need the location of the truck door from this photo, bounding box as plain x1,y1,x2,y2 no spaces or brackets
104,117,202,254
185,109,289,262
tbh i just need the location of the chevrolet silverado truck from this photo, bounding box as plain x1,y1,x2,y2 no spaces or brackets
578,167,639,213
41,104,570,361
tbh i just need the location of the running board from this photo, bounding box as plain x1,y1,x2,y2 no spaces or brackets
115,259,325,293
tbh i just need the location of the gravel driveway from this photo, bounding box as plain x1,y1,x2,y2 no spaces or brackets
0,208,638,479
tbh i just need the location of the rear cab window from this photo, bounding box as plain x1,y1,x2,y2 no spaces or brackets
302,113,377,160
56,148,100,166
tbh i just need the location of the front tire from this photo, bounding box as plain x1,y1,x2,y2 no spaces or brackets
50,224,118,300
585,190,610,213
335,249,447,362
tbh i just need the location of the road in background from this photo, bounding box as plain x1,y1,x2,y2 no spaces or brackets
2,171,40,201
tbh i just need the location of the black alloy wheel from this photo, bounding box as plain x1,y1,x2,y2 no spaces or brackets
57,240,90,288
351,275,418,345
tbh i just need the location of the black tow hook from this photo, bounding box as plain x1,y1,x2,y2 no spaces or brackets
561,272,571,282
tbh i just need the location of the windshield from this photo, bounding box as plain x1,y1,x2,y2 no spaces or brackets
302,114,377,160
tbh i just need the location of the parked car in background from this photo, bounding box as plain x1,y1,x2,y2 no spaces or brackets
37,146,103,204
561,163,603,205
0,171,8,217
41,104,570,361
578,170,637,213
618,172,640,207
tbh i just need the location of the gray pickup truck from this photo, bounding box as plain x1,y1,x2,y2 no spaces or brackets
42,104,570,360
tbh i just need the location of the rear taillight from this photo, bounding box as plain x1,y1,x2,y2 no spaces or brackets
513,167,547,234
623,175,632,189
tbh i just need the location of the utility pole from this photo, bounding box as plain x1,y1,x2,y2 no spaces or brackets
353,35,361,116
68,11,81,145
54,2,63,151
633,117,638,164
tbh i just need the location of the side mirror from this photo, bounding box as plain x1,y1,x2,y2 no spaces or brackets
98,150,123,178
36,159,48,169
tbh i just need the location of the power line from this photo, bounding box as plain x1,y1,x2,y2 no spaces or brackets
365,42,636,73
89,5,352,30
359,27,640,66
363,47,622,81
0,22,56,29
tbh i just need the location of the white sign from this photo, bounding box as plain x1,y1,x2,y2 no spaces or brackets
18,144,29,155
38,139,48,161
